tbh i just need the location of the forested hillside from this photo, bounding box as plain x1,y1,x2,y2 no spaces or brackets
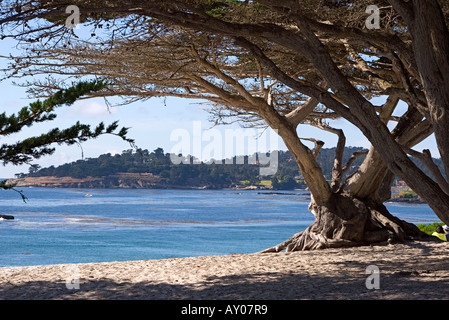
18,147,443,190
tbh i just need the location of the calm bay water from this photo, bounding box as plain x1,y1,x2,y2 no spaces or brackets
0,188,439,267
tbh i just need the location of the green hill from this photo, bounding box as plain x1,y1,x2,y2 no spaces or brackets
18,146,443,190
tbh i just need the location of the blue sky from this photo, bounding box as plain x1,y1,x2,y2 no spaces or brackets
0,37,439,178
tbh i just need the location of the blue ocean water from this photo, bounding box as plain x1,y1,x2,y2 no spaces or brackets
0,188,439,267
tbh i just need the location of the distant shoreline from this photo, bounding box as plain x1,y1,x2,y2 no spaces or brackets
5,175,273,191
5,176,425,203
387,197,426,204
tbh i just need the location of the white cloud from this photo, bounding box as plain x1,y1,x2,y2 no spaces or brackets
105,149,121,156
68,100,118,118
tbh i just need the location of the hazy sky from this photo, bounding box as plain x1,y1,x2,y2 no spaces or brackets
0,36,439,179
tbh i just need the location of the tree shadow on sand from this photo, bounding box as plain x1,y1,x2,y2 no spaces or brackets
1,250,448,300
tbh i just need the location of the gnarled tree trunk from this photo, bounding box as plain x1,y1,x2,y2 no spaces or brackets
262,194,423,252
261,104,430,252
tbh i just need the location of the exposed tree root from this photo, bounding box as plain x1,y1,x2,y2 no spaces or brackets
261,194,431,253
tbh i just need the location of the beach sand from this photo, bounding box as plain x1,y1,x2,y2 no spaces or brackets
0,240,448,300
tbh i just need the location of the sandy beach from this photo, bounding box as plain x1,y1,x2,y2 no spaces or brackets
0,240,448,300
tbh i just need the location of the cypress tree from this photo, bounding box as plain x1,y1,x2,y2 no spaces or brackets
0,80,134,200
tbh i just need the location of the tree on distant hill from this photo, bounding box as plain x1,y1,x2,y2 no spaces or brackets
2,1,449,250
0,80,134,199
271,175,300,190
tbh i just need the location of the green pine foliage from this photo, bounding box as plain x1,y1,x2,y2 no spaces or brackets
1,80,134,198
0,80,134,166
